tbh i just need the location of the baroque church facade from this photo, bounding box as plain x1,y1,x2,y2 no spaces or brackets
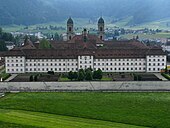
5,17,167,74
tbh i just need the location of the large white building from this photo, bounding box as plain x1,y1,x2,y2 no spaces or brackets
4,18,167,74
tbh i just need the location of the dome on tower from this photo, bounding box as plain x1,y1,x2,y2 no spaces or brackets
67,17,73,24
98,17,104,24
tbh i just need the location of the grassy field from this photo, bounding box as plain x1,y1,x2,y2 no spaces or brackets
122,32,170,39
0,109,145,128
0,92,170,128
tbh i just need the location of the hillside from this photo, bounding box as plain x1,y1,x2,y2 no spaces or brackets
0,0,170,25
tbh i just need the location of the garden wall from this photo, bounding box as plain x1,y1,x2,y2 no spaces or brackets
0,81,170,92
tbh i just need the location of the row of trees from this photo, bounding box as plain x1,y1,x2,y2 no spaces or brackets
0,27,15,51
68,68,103,81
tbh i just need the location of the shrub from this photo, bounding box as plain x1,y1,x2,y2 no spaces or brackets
85,70,93,81
93,69,103,80
34,75,38,81
48,71,54,75
73,72,78,80
68,71,74,81
29,75,33,81
78,72,84,81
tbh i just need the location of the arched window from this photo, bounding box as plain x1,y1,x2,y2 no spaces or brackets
69,27,72,32
100,36,103,40
69,36,72,40
100,27,103,31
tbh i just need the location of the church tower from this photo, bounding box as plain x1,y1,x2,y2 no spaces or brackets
67,17,74,40
98,17,105,40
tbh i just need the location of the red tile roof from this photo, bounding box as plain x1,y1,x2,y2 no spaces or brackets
4,34,166,59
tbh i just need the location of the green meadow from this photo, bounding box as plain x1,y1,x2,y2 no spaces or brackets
0,92,170,128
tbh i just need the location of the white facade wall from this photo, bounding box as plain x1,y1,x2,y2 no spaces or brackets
25,59,78,73
146,55,166,72
5,56,25,73
5,55,167,73
78,56,94,70
94,58,146,72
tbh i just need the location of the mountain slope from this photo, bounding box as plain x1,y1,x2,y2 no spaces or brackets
0,0,170,25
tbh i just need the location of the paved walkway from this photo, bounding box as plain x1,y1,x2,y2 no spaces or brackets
154,73,168,81
5,74,18,82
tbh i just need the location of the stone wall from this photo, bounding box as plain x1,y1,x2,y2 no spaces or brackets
0,81,170,92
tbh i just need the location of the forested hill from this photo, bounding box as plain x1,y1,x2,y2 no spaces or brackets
0,0,170,25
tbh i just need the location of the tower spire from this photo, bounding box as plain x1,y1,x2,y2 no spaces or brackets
98,17,105,40
67,17,74,40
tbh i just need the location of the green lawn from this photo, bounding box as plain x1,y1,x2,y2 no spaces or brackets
0,109,145,128
0,93,170,128
0,121,40,128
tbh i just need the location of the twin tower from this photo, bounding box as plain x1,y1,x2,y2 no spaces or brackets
67,17,105,41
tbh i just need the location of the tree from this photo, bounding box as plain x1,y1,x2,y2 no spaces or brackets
97,69,103,80
93,71,98,79
39,38,52,49
93,69,103,80
54,32,60,41
0,27,2,35
2,32,14,41
78,72,84,81
29,75,33,81
85,70,93,81
73,72,78,80
78,69,85,81
0,40,7,51
79,69,85,76
68,71,74,81
34,75,38,81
